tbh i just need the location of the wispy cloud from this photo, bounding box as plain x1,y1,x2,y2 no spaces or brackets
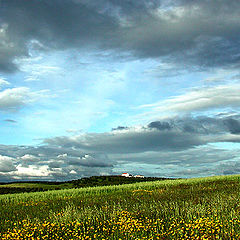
0,78,10,88
0,87,55,111
137,84,240,114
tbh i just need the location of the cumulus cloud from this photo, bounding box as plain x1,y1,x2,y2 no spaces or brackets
1,0,240,72
18,154,40,167
16,165,50,178
0,87,30,110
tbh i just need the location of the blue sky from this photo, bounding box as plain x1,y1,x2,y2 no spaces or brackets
1,0,240,181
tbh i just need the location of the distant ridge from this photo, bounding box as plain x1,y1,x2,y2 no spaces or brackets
0,175,178,195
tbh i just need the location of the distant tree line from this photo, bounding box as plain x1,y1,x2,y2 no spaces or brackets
0,176,176,195
71,176,172,188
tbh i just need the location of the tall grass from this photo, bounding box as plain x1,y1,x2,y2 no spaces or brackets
0,175,240,239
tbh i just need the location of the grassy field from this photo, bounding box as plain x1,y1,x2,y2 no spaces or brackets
0,175,240,239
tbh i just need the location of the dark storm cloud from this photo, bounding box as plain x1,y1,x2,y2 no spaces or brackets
1,0,240,72
0,0,119,72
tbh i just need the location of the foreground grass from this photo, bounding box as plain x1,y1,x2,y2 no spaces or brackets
0,175,240,239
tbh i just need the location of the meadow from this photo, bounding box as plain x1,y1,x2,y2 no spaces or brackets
0,175,240,239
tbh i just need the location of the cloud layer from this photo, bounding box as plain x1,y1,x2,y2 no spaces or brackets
1,0,240,72
0,114,240,181
45,115,240,153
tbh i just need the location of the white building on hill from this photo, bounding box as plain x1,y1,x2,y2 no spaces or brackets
134,175,145,178
121,173,132,177
121,173,144,178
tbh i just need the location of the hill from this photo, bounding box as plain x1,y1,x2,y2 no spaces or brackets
0,175,240,239
0,175,171,195
71,175,171,187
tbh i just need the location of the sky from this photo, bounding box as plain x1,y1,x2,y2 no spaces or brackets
0,0,240,181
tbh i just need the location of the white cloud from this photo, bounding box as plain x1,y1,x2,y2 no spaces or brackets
138,84,240,114
0,78,10,88
215,133,240,143
19,154,40,161
0,87,54,111
16,165,50,177
23,64,62,82
203,68,240,84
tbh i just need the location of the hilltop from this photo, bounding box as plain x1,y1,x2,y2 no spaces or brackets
0,175,173,195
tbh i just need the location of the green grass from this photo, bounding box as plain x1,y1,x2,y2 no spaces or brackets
0,175,240,239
